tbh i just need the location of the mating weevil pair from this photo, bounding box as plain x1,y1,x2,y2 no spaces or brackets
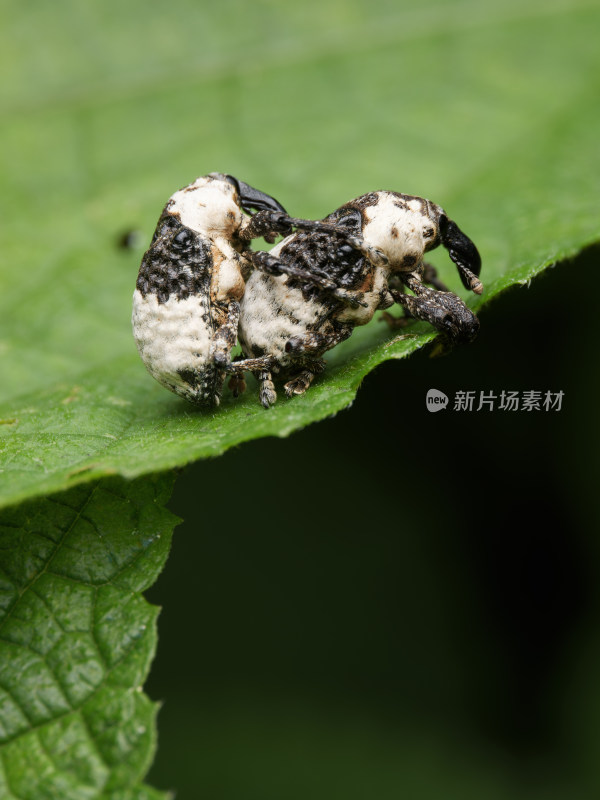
132,173,482,408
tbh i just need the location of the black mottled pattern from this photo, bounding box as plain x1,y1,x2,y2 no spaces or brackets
136,212,213,304
278,207,369,305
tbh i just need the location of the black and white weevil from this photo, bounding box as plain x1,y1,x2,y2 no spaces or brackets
229,191,482,407
132,172,321,406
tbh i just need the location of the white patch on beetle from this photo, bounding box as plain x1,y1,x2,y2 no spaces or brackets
132,289,212,393
169,176,243,239
239,271,324,363
406,198,425,213
336,266,388,325
361,192,429,270
210,238,247,303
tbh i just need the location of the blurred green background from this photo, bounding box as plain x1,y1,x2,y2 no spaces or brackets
2,0,600,797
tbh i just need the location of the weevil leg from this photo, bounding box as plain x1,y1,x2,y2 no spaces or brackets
378,282,413,329
256,370,277,408
227,354,247,397
283,359,326,398
389,275,480,343
284,327,352,358
240,211,344,240
239,211,356,243
389,289,455,336
251,251,368,309
239,210,293,242
403,272,481,324
227,355,275,374
226,355,278,406
284,370,316,398
211,300,241,367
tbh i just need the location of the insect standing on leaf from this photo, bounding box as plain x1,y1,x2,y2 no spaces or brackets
132,173,348,406
229,191,482,407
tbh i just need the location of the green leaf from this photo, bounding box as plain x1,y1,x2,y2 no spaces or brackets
1,0,599,507
0,473,177,800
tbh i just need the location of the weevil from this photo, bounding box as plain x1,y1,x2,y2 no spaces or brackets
229,191,482,407
132,173,325,406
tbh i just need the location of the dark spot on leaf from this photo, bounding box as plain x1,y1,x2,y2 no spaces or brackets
117,229,143,250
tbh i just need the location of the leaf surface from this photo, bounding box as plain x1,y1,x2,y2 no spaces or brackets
0,474,177,799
